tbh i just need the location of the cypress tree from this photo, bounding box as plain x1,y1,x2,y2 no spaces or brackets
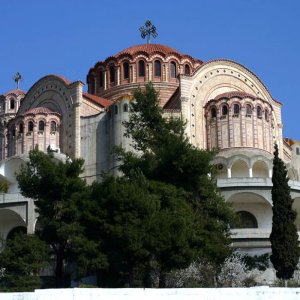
270,143,299,281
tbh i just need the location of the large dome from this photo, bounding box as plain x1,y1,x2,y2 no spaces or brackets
116,44,185,58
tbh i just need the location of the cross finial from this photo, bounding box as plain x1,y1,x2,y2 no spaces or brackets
13,72,23,90
139,20,158,44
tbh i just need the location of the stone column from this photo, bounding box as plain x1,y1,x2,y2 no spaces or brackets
70,81,84,159
227,168,231,178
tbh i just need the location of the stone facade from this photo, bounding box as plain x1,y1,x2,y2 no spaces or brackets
0,43,299,253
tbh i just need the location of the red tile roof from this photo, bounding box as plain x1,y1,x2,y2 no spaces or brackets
215,91,256,101
5,89,26,96
116,44,182,57
22,107,61,116
83,92,112,108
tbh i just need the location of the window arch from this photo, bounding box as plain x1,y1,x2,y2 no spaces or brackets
28,121,34,132
99,70,103,87
38,120,45,131
170,61,177,78
211,107,217,118
123,62,129,80
10,98,15,110
184,64,190,75
233,104,240,115
154,60,161,77
123,103,128,112
19,123,24,134
246,104,252,116
236,211,258,228
222,105,228,116
138,60,145,77
257,106,262,118
109,65,115,83
50,121,57,132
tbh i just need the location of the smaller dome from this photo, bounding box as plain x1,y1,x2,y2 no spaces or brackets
215,91,256,101
4,89,26,96
22,107,60,116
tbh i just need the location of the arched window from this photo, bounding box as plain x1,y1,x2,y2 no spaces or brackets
246,104,252,116
265,109,269,121
257,106,262,118
123,62,129,80
50,121,57,132
154,60,161,77
28,121,34,132
19,123,23,134
222,105,228,116
236,211,258,228
184,64,190,75
296,147,300,155
114,105,118,115
99,70,103,87
12,128,15,137
38,120,45,131
10,98,15,110
233,104,240,115
109,65,115,83
211,107,217,118
123,103,128,112
138,60,145,77
170,62,177,78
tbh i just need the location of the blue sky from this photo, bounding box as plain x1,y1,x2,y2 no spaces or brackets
1,0,300,140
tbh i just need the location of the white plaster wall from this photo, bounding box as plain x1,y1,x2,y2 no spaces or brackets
3,287,300,300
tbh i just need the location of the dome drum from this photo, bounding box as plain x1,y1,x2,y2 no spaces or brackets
205,93,274,152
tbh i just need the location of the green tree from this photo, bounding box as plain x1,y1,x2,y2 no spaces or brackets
0,233,48,292
16,150,105,287
117,83,236,285
270,143,299,281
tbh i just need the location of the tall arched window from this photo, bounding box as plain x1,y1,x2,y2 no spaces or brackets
211,107,217,118
99,70,103,87
10,98,15,110
123,62,129,80
123,103,128,112
138,60,145,77
38,120,45,131
170,62,177,78
28,121,34,132
257,106,262,118
19,123,23,134
265,109,269,121
114,105,118,115
109,65,115,83
154,60,161,77
233,104,240,115
50,121,57,132
222,105,228,116
184,64,190,75
246,104,252,116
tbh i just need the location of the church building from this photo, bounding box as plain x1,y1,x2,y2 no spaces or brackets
1,34,300,254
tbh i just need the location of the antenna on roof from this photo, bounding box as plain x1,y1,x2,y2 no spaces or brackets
139,20,158,44
12,72,23,90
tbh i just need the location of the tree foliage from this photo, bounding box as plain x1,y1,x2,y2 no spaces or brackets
116,83,236,285
16,150,105,287
0,233,48,291
270,143,299,280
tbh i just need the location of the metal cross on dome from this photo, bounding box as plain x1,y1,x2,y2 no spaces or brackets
139,20,158,44
13,72,23,90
